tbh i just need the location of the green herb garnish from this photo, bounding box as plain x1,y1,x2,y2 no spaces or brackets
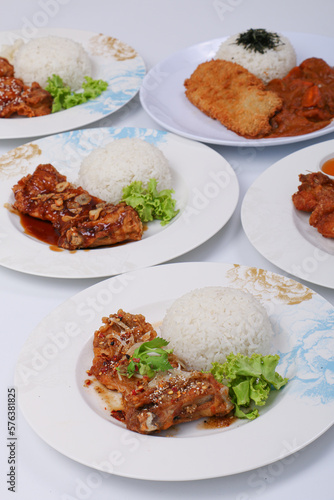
235,28,282,54
211,353,288,420
121,337,173,378
45,74,108,113
122,178,179,226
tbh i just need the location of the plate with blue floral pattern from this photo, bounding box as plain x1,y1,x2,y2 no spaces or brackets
0,28,146,139
15,262,334,480
0,126,239,278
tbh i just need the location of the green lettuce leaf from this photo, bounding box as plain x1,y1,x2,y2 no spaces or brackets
122,178,179,225
211,353,288,420
45,74,108,113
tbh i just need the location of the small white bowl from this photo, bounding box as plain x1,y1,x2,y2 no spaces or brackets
319,153,334,179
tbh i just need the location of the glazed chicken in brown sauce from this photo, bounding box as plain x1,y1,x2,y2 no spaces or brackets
12,164,143,250
0,57,52,117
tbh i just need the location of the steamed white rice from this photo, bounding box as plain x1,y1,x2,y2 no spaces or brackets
160,287,273,371
13,36,92,90
78,138,172,205
215,32,296,83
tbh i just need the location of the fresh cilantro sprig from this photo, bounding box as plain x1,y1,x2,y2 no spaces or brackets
45,74,108,113
211,353,288,420
122,178,179,226
122,337,174,378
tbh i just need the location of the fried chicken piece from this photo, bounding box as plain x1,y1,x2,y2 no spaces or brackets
57,203,143,250
20,81,53,116
13,163,105,226
124,369,232,434
0,77,26,116
184,59,282,138
90,312,154,396
292,171,334,212
90,310,233,434
292,171,334,238
0,75,52,117
0,57,14,77
12,164,143,250
90,310,179,394
0,56,52,117
309,194,334,238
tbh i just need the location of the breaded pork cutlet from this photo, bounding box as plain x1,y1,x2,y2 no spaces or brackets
184,59,283,138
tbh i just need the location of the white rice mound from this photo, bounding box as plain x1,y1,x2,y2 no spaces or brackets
13,36,92,90
160,287,273,372
78,138,172,204
215,32,296,83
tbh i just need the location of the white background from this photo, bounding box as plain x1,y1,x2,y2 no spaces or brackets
0,1,333,499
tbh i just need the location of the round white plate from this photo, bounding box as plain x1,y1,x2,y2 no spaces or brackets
241,139,334,289
15,262,334,481
140,32,334,147
0,28,145,139
0,126,238,278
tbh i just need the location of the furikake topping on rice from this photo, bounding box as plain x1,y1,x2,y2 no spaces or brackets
235,29,283,54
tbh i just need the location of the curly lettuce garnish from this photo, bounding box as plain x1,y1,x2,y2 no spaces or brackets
45,74,108,112
211,353,288,420
122,178,179,225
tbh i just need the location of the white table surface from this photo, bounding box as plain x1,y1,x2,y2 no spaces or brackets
1,1,333,498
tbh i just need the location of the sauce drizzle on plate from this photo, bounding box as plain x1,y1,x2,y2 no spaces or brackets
19,212,60,247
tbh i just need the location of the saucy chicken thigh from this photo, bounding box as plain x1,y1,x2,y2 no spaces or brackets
90,310,234,434
12,164,143,250
0,57,52,117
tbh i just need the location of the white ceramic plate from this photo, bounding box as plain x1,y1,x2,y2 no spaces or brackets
15,262,334,481
140,32,334,146
0,126,238,278
0,28,145,139
241,139,334,289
